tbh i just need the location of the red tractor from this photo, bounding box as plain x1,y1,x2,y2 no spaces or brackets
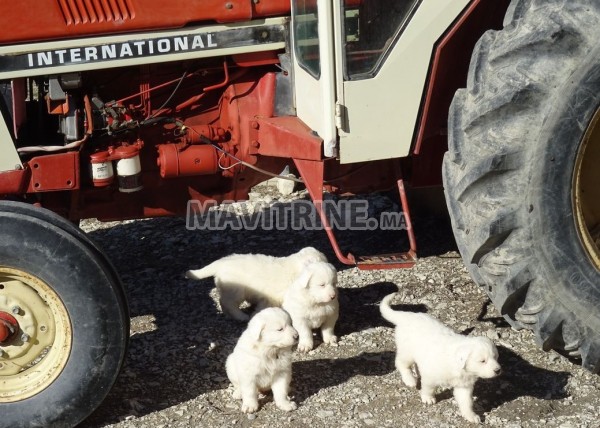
1,0,599,426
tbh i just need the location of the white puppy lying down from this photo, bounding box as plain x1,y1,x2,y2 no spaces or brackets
282,261,339,352
380,293,501,423
185,247,327,321
226,307,298,413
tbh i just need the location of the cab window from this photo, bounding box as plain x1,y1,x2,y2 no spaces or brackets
343,0,421,79
292,0,321,79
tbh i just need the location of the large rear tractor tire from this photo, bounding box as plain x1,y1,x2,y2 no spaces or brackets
443,0,600,372
0,203,129,427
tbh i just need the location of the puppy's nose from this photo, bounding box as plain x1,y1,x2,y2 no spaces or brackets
329,292,336,300
293,332,299,340
494,366,502,375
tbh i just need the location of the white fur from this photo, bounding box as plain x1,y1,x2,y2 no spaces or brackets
186,247,327,321
380,293,501,423
226,307,298,413
282,261,339,352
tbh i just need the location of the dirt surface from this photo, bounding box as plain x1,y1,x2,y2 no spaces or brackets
78,183,600,428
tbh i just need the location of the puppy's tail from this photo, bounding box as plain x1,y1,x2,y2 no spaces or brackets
379,293,406,326
185,261,219,280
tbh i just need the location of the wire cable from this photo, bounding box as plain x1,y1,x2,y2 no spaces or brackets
144,71,188,121
187,127,305,183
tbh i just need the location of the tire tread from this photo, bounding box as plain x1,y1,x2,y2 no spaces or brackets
443,0,600,372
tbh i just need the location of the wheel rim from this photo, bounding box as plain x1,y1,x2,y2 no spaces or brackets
0,267,72,402
574,106,600,270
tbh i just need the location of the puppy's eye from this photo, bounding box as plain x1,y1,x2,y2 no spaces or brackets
480,359,487,364
277,327,284,332
319,284,325,287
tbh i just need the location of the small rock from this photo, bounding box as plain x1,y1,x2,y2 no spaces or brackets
276,175,297,195
317,410,335,418
485,330,500,340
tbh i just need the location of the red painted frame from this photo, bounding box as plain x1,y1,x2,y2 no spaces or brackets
410,0,511,186
0,0,291,45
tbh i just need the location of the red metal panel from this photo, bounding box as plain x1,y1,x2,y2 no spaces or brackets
0,0,290,45
58,0,135,25
412,0,511,158
256,117,324,161
0,169,29,195
28,152,80,192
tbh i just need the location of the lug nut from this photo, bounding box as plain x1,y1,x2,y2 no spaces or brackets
11,306,21,315
21,333,30,343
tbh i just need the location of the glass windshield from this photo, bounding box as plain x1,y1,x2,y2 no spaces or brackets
292,0,321,79
343,0,421,79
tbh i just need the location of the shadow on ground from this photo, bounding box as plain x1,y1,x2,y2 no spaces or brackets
293,351,396,403
78,195,457,426
475,345,570,414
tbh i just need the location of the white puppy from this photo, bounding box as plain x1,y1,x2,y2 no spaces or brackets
282,261,339,352
226,307,298,413
185,247,327,321
380,293,501,423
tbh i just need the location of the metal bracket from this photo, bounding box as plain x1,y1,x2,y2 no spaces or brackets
293,158,417,269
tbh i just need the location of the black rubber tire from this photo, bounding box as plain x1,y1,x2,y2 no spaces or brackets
443,0,600,373
0,211,129,427
0,201,129,330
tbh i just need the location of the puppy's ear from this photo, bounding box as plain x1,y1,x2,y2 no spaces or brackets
247,318,265,342
292,268,313,289
456,344,472,370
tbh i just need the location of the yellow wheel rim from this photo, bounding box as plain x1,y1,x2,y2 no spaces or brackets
574,107,600,270
0,267,72,402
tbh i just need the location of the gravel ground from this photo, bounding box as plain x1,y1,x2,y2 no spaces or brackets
78,182,600,428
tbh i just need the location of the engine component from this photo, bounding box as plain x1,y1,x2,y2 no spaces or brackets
156,143,218,178
47,75,84,141
89,151,114,187
59,97,81,142
109,141,144,193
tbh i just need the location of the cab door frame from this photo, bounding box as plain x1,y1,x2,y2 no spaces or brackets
291,0,474,164
290,0,338,158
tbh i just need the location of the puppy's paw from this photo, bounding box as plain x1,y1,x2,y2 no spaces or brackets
323,335,338,345
461,412,481,424
241,401,259,414
420,394,436,405
401,375,418,388
399,370,418,388
297,341,314,353
276,400,297,412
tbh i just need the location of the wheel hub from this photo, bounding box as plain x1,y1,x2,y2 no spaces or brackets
0,312,19,344
574,106,600,270
0,268,71,402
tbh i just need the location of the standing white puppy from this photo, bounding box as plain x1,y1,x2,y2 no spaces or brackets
186,247,327,321
282,261,339,352
380,293,501,423
226,307,299,413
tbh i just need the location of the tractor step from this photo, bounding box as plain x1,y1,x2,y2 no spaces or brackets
294,157,417,270
356,251,417,270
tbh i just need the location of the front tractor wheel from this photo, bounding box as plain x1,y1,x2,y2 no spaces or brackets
444,0,600,372
0,267,71,402
0,205,128,427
